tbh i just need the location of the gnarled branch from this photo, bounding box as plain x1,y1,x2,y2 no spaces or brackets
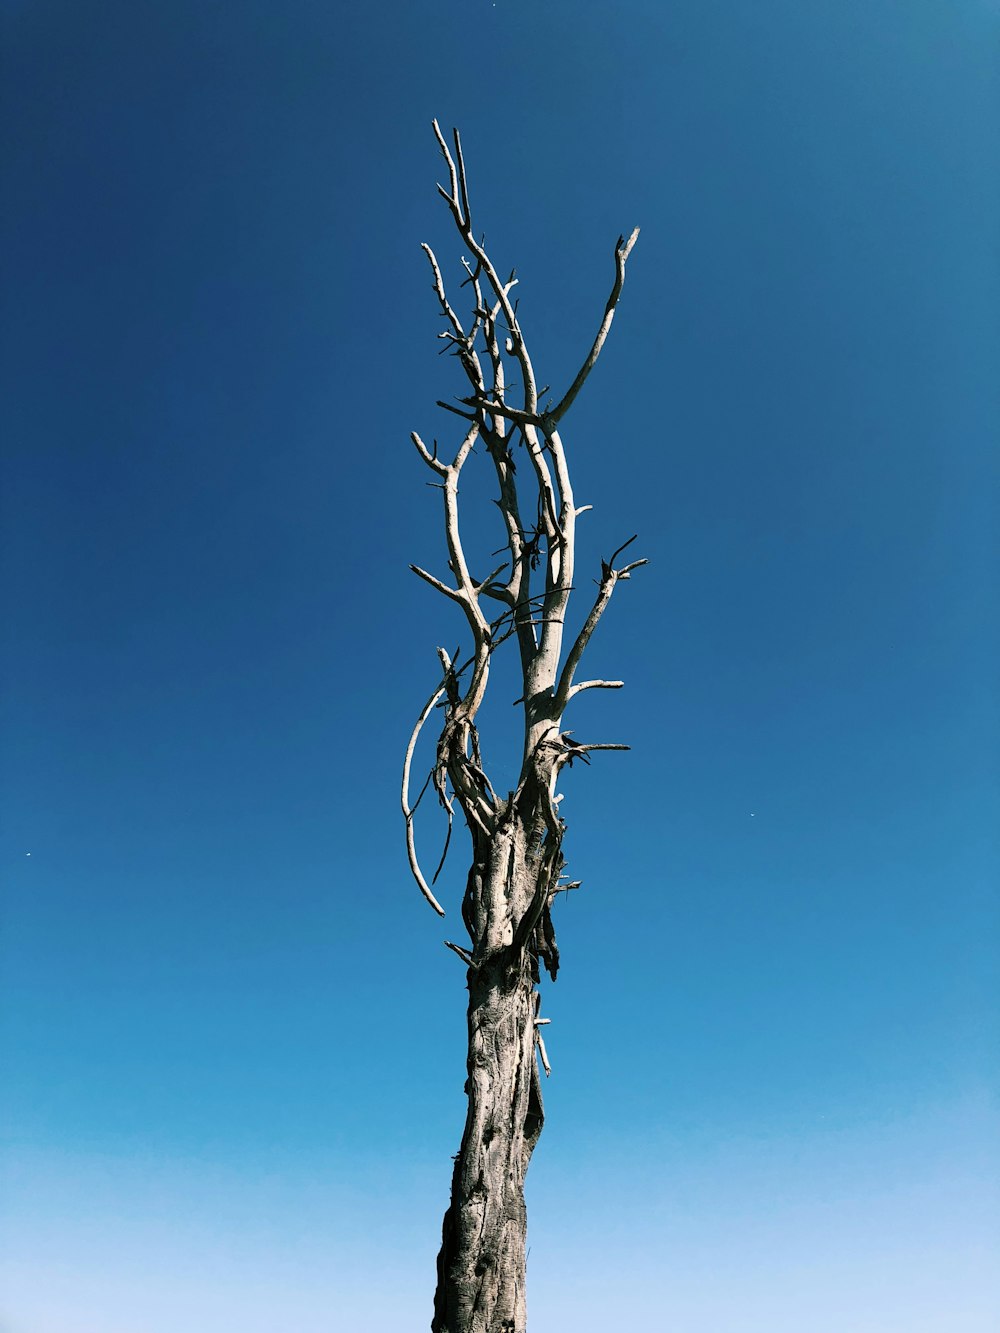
554,541,648,712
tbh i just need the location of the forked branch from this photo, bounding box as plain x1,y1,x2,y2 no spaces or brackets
555,537,648,711
405,122,642,915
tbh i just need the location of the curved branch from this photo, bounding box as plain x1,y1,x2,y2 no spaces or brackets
549,228,640,426
402,681,449,916
567,679,624,700
475,562,509,594
411,431,448,477
452,127,473,239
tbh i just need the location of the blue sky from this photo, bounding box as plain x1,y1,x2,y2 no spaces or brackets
1,1,997,1329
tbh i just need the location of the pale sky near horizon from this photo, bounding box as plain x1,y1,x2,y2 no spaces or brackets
2,1,998,1330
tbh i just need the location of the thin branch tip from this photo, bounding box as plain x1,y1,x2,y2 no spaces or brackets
620,226,640,258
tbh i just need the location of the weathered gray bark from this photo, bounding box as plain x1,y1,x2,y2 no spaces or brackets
403,123,642,1333
432,824,545,1333
432,782,562,1332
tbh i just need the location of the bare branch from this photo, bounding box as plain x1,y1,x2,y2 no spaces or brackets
436,399,478,422
452,127,473,238
421,243,467,343
467,398,542,428
567,679,624,700
420,243,487,398
548,227,640,426
408,764,435,816
405,817,446,916
431,806,454,884
402,680,449,916
411,431,448,477
444,939,474,965
607,533,639,566
431,119,462,225
553,543,647,710
410,563,465,603
536,1031,551,1077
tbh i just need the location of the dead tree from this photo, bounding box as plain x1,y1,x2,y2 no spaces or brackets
402,122,643,1333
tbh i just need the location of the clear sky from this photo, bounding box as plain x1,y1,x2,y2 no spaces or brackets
1,1,997,1330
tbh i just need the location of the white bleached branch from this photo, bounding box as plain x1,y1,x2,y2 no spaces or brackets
402,679,449,916
409,563,465,603
548,228,641,426
567,679,624,700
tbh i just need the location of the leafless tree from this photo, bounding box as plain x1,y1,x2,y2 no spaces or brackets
403,122,643,1333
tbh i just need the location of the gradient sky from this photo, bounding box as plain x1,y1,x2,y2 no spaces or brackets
1,1,998,1330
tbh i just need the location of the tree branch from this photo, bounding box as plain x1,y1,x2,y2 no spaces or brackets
536,1030,551,1077
421,243,485,394
410,563,466,603
432,120,463,226
548,228,640,426
567,679,624,700
554,544,648,711
402,680,449,916
411,431,448,477
444,939,474,965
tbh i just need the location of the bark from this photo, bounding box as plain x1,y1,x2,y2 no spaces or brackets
433,815,552,1333
433,965,542,1333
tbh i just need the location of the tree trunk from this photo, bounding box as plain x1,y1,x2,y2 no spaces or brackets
431,816,551,1333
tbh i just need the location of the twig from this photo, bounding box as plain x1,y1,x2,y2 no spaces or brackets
536,1031,551,1077
444,940,473,965
410,563,464,603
